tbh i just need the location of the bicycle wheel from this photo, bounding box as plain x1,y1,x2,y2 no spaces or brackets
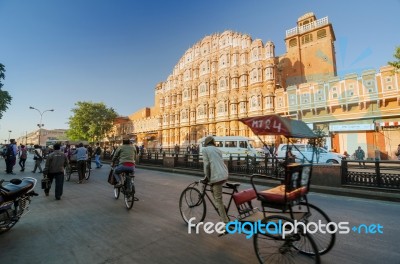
179,186,206,225
84,163,91,180
114,186,120,199
124,178,135,210
253,215,320,264
291,202,336,255
64,166,71,181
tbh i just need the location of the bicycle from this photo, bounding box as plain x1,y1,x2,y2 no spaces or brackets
113,171,138,210
179,178,322,263
179,179,243,225
179,114,337,264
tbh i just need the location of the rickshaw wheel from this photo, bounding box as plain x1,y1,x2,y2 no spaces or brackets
64,166,71,181
253,215,320,264
291,202,336,255
84,165,91,180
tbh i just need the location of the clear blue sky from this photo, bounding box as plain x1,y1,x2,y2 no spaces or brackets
0,0,399,142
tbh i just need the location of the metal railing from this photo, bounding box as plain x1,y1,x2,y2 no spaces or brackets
137,152,400,190
341,160,400,189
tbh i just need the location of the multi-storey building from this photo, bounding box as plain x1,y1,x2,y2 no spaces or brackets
16,129,68,146
113,12,400,159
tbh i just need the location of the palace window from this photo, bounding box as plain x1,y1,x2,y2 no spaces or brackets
317,29,327,39
240,75,248,87
199,83,207,96
289,94,297,105
250,96,261,109
301,33,313,44
278,97,283,107
240,102,247,113
219,79,226,91
183,90,190,100
301,93,310,104
289,38,297,48
330,87,338,99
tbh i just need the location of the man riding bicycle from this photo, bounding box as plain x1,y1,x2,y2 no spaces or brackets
112,139,137,187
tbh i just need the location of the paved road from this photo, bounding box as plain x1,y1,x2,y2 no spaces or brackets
0,157,399,264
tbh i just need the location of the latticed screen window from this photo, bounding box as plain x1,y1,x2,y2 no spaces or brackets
317,29,326,39
301,93,310,104
301,33,313,44
289,38,297,47
289,94,296,105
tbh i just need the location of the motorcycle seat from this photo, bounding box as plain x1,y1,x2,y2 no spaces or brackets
0,179,34,201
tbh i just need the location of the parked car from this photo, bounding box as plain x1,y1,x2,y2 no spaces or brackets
276,143,345,164
198,136,262,160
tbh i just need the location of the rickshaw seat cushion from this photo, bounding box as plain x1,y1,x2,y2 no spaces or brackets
233,189,257,206
257,185,307,204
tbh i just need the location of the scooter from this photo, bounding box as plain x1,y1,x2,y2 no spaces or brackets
0,177,38,234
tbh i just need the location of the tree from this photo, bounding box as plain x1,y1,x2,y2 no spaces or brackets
388,46,400,69
308,128,327,148
67,101,118,142
308,128,327,163
0,63,12,119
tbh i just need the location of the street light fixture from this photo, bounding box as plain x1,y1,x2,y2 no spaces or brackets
29,106,54,146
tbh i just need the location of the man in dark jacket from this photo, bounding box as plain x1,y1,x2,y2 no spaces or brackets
5,139,17,174
43,143,69,200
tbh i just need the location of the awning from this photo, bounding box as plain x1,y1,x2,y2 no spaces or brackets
380,121,400,127
240,114,317,138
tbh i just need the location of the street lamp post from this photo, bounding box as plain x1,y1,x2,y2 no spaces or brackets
8,130,12,141
29,106,54,146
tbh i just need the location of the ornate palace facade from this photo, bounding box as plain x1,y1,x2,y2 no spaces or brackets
113,13,400,159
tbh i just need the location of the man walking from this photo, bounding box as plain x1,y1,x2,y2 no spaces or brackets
355,146,366,167
43,143,69,200
75,143,88,183
201,136,229,224
19,144,28,171
5,139,17,174
94,143,103,168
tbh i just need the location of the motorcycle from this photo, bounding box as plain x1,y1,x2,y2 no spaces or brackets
0,177,38,234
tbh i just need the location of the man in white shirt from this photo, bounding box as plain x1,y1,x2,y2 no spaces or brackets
201,136,229,223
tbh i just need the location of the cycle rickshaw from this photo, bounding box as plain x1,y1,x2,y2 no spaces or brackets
65,156,91,182
179,114,335,264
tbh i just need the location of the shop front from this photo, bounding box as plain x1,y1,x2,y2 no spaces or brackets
329,123,375,159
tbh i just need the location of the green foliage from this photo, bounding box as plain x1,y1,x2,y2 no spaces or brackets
0,63,12,119
308,128,327,147
67,101,118,142
388,46,400,69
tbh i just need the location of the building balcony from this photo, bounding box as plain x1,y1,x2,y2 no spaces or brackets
286,16,329,37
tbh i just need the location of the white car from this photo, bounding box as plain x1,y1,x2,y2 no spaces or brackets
198,136,261,160
276,143,344,164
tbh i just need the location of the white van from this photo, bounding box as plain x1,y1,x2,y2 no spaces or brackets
198,136,261,159
276,143,344,164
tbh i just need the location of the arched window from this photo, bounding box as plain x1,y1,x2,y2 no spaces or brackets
317,29,327,39
289,38,297,48
301,33,313,44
